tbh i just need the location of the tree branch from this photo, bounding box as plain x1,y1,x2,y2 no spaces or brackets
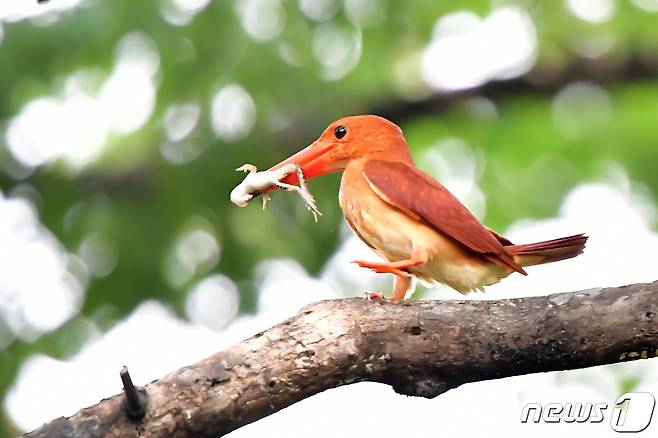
24,281,658,437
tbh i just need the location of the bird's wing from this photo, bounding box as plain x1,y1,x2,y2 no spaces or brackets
362,159,526,274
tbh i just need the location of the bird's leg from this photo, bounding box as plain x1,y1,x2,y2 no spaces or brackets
390,275,415,302
352,259,423,278
355,259,421,302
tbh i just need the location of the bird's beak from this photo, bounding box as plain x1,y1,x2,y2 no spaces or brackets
265,140,339,190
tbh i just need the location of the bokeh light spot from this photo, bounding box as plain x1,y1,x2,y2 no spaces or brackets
5,32,159,171
312,22,362,81
344,0,386,27
78,233,119,279
422,7,537,91
160,0,211,26
99,32,159,135
551,82,614,139
165,221,220,288
185,274,240,331
0,192,85,342
235,0,285,42
211,83,257,142
566,0,616,23
631,0,658,12
298,0,340,22
164,102,200,142
0,0,83,23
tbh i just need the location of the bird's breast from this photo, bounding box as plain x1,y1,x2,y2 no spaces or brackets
339,165,424,261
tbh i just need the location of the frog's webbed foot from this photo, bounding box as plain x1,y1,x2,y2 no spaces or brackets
297,190,321,222
295,166,322,222
272,166,322,222
236,164,257,174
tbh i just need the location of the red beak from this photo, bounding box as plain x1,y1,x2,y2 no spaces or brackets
261,140,339,193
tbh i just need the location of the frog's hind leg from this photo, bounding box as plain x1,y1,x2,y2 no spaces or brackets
261,193,271,210
273,181,321,221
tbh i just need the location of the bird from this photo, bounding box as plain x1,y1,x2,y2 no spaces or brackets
263,115,587,301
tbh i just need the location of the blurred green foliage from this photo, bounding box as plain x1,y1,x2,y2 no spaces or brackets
1,0,658,434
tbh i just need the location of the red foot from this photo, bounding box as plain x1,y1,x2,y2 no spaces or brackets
352,259,423,278
364,292,386,300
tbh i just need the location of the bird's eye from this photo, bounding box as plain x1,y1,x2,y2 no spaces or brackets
334,125,347,139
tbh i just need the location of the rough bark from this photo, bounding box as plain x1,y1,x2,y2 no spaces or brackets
24,281,658,438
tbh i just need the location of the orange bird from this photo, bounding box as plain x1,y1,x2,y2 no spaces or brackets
265,115,587,301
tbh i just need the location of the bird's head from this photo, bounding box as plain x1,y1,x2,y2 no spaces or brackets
269,115,411,184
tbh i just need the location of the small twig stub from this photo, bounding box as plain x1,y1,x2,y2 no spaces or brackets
120,366,147,421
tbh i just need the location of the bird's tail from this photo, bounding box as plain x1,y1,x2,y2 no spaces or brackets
506,234,588,267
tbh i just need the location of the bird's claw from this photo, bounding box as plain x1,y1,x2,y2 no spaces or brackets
364,292,386,301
